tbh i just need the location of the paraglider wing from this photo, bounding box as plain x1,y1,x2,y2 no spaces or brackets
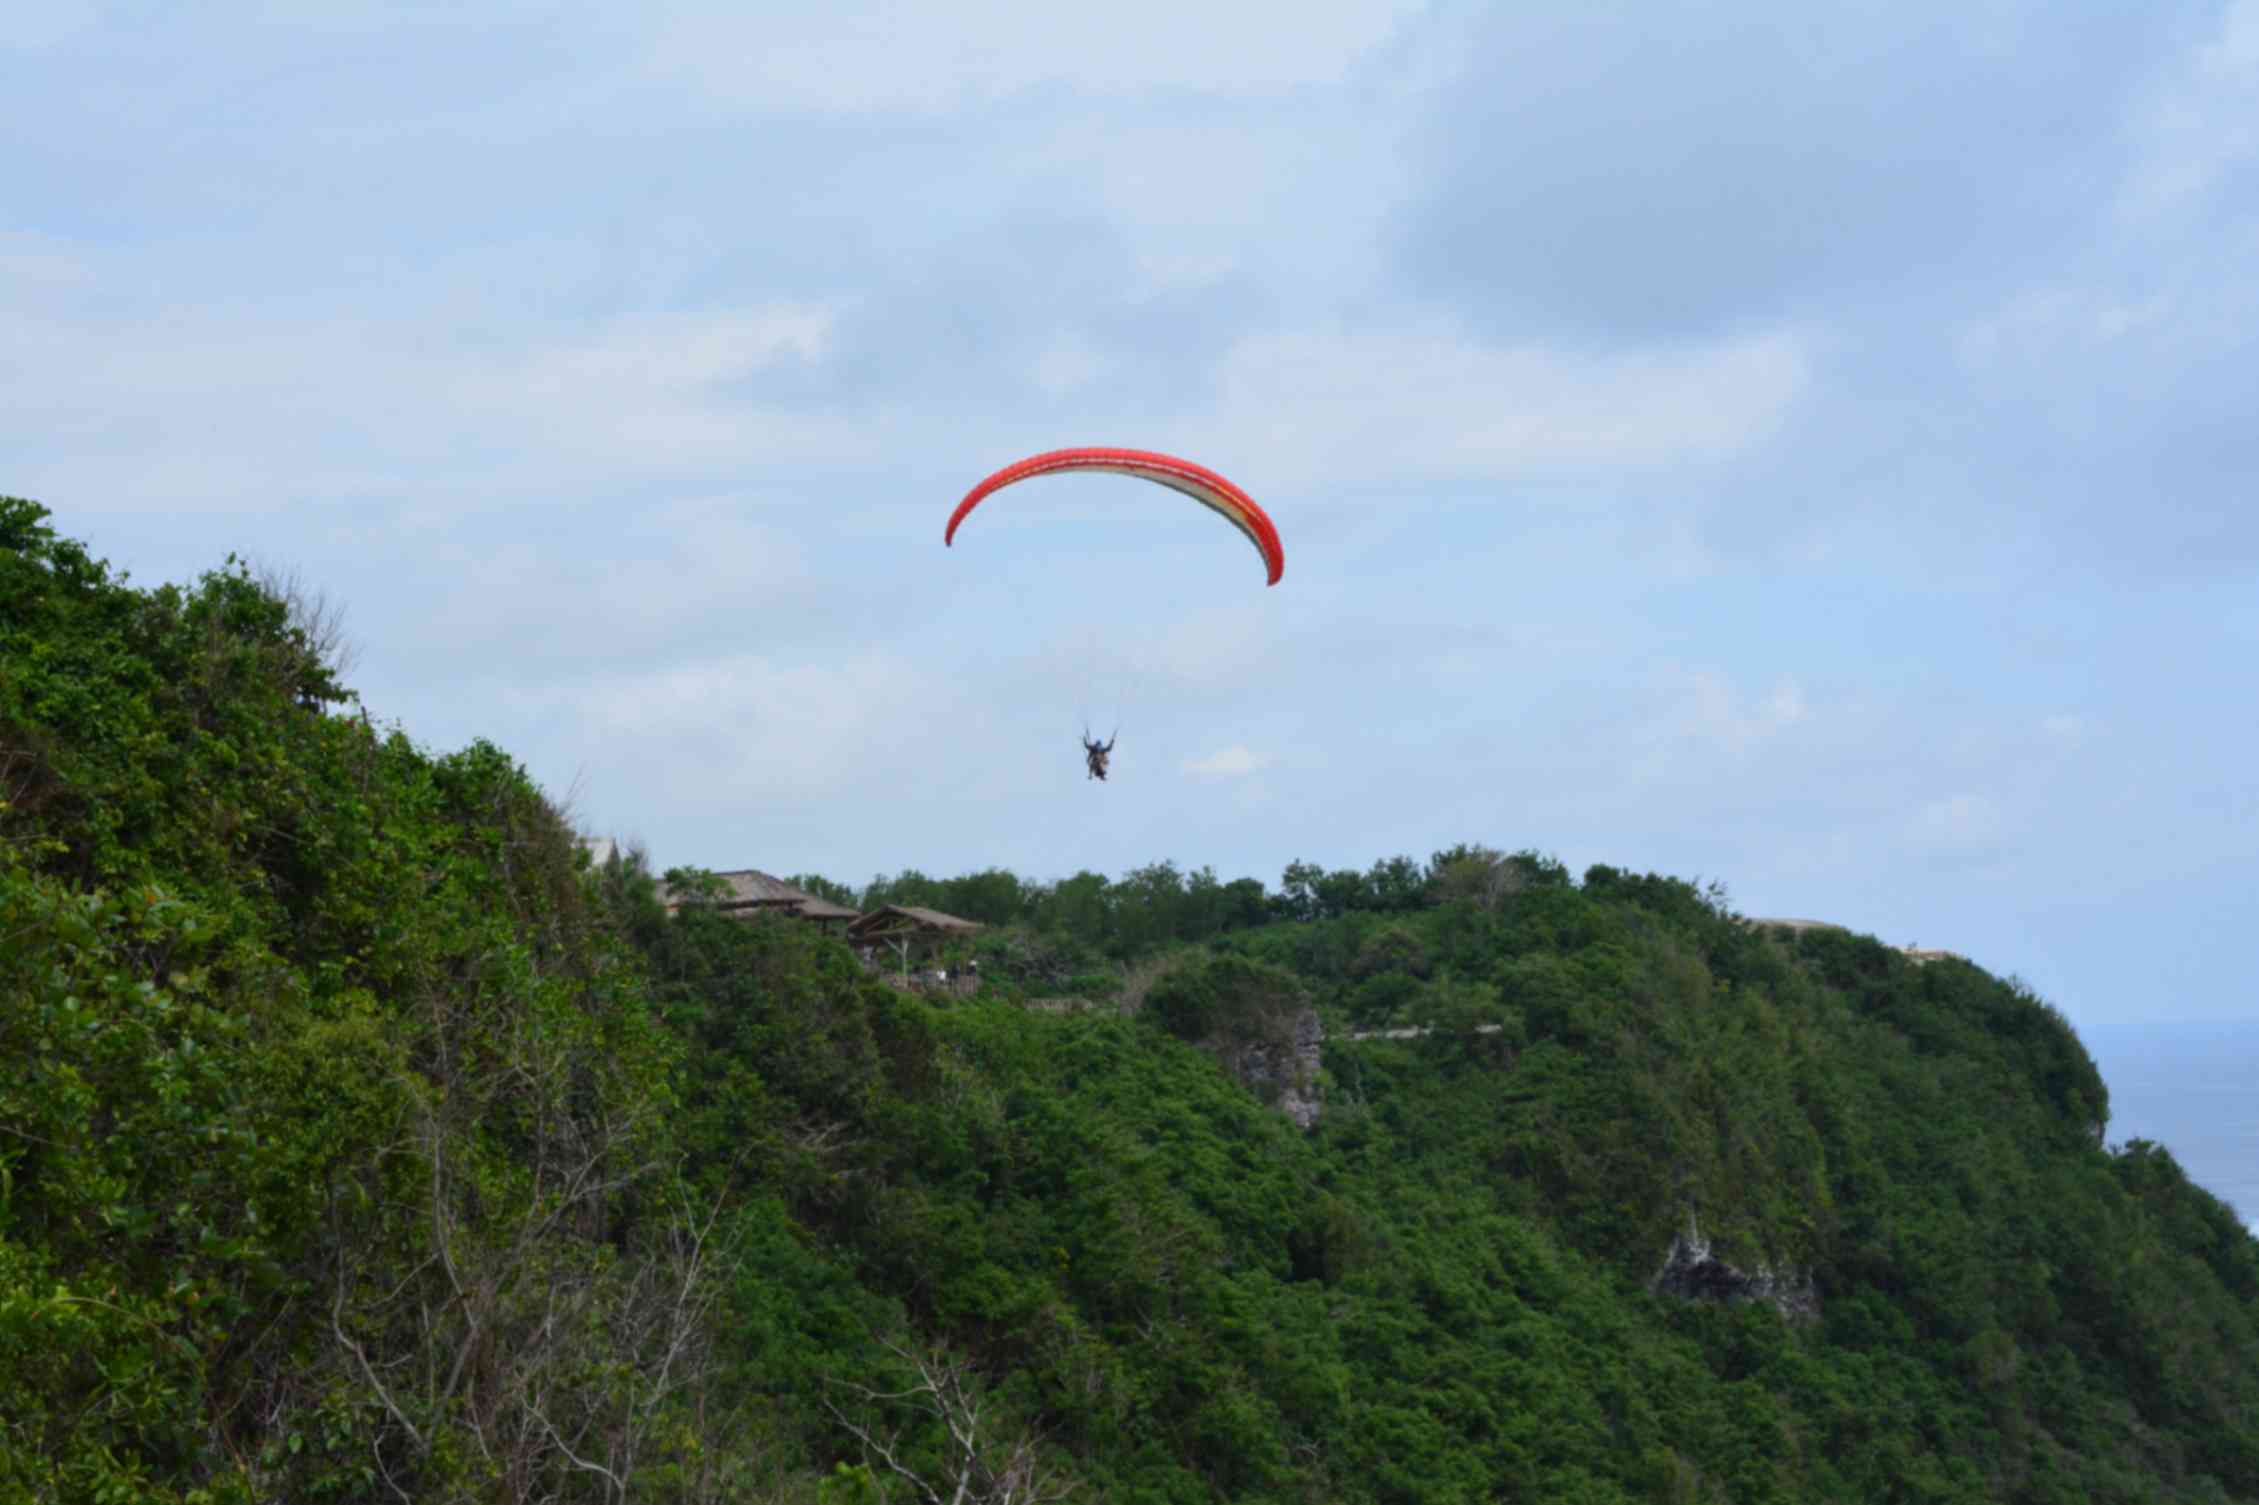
944,447,1284,586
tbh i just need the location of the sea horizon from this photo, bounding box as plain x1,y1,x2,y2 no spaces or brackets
2077,1016,2259,1235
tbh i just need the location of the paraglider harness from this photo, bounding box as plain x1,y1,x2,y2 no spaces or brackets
1082,727,1116,782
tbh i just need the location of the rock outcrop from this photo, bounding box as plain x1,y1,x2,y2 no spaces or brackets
1650,1217,1820,1324
1211,1007,1325,1130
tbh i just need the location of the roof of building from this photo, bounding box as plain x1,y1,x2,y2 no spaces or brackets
793,898,862,922
1749,917,1965,965
848,904,985,939
665,869,855,920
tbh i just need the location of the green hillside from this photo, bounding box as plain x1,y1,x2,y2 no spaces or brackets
4,496,2255,1503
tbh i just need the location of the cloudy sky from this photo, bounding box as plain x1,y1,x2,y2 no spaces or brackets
9,1,2257,1052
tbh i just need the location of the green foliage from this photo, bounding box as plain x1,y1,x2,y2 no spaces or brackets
852,858,1273,963
6,497,2255,1503
1,501,722,1500
1144,953,1309,1044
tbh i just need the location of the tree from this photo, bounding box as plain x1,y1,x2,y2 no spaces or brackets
1276,861,1324,921
1314,866,1374,918
1366,854,1426,912
827,1340,1079,1505
793,872,861,908
1113,861,1187,957
1427,845,1519,910
1034,871,1111,949
1217,877,1271,932
942,867,1031,926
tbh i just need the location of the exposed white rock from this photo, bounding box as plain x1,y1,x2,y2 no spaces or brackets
1211,1007,1326,1130
1650,1215,1820,1325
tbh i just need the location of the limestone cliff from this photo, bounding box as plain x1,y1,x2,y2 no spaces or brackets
1650,1216,1820,1324
1208,1006,1326,1130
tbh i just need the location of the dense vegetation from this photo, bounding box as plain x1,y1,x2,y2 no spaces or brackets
4,495,2255,1503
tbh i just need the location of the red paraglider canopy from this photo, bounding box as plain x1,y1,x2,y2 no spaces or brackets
944,446,1284,586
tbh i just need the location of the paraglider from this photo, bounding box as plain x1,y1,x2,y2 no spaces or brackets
1081,726,1116,781
948,447,1281,784
944,447,1284,586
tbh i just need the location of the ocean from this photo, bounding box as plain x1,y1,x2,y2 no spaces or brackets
2078,1018,2259,1233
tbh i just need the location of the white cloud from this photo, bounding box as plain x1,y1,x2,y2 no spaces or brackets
1032,338,1108,397
1018,114,1403,294
1118,605,1281,696
1958,283,2170,366
1908,792,2006,857
502,649,927,799
520,308,830,391
399,494,816,675
2123,0,2259,215
644,0,1426,114
0,231,91,293
1127,251,1242,297
448,306,844,466
0,296,859,517
1197,324,1808,490
1645,670,1811,763
0,0,97,48
1182,744,1271,778
995,607,1286,730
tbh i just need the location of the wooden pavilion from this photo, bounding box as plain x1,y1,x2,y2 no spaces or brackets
848,905,985,975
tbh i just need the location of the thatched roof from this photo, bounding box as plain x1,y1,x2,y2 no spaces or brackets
665,869,855,924
1750,917,1965,965
848,905,984,941
793,898,862,923
1745,917,1843,934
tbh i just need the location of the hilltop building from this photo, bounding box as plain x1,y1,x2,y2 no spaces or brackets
849,905,983,958
1746,917,1966,966
662,869,859,933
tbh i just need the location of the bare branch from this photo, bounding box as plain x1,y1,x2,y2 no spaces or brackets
827,1339,1078,1505
330,1238,426,1471
249,557,362,680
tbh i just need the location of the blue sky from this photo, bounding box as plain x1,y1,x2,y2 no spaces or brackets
8,0,2257,1040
